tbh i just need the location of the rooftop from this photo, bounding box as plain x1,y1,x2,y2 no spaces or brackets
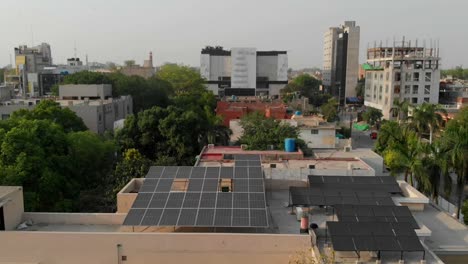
313,148,382,159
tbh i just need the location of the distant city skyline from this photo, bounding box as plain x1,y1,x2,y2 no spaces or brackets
0,0,467,69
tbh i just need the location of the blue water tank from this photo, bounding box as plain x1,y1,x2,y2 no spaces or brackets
295,111,302,116
284,138,296,152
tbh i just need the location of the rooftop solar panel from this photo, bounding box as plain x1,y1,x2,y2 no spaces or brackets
123,155,268,228
330,236,355,251
354,236,377,251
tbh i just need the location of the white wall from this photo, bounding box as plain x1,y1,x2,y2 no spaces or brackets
231,48,256,88
277,54,288,81
299,128,336,149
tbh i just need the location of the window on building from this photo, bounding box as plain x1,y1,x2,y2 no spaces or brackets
386,72,390,81
379,85,383,93
404,85,411,94
405,73,412,82
425,72,431,82
394,85,401,94
413,72,420,82
374,73,377,79
385,84,389,93
311,129,319,135
384,97,388,105
395,72,401,81
424,85,431,95
412,85,419,94
171,179,189,192
380,73,383,80
424,98,430,103
379,95,382,101
424,61,432,69
98,113,102,123
367,72,372,79
374,85,377,93
412,98,418,104
219,179,233,192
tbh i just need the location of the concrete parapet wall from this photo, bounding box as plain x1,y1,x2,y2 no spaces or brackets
0,232,312,264
22,212,126,225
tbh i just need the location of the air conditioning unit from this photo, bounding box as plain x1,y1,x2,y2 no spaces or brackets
308,164,316,169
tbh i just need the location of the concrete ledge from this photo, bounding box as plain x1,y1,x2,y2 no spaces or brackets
394,181,429,211
22,212,126,225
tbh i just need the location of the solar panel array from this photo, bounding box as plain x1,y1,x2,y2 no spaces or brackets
123,155,269,228
334,205,419,229
327,221,424,252
290,176,402,206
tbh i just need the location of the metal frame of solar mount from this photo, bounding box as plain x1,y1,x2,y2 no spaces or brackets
123,154,269,228
326,221,425,260
289,176,403,207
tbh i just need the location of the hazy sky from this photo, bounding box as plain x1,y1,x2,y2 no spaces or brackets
1,0,467,69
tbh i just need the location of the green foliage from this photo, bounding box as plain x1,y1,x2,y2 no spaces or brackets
362,107,383,126
339,126,351,139
408,103,447,143
438,107,468,218
156,64,206,94
0,67,4,82
10,100,87,132
441,66,468,80
238,112,301,150
281,74,327,107
0,104,115,212
320,98,339,122
111,149,152,200
462,200,468,225
61,71,171,112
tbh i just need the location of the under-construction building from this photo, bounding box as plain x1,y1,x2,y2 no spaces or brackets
363,38,440,119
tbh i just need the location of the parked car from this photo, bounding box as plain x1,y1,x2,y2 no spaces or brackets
370,131,378,140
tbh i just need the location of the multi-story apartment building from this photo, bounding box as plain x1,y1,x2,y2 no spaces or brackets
322,21,360,105
200,46,288,97
13,43,53,96
364,39,440,119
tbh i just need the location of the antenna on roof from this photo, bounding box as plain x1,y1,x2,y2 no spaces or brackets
74,41,77,59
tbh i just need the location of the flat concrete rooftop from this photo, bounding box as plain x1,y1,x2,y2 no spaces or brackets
20,224,121,232
314,148,382,159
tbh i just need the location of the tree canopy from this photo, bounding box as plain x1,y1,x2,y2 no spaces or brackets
60,71,171,112
156,64,206,94
362,106,383,126
238,112,301,150
280,74,329,107
320,98,339,122
441,66,468,80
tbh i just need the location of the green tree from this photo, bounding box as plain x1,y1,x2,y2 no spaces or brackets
0,67,4,82
441,66,468,80
156,64,206,94
0,119,73,211
362,107,383,126
320,98,339,122
10,100,87,132
281,74,326,107
238,112,301,150
439,107,468,219
408,103,447,143
61,71,171,112
390,99,411,123
111,148,152,201
462,200,468,225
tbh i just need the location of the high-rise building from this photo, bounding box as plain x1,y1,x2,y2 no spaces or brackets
363,38,441,119
322,21,360,105
200,46,288,97
14,43,53,96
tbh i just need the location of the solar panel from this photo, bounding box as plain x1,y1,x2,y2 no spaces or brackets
123,155,268,228
178,209,197,226
141,209,163,226
330,236,355,251
123,209,145,225
397,236,424,251
354,236,377,251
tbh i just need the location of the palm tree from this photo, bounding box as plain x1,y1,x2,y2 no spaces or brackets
383,128,425,185
439,108,468,219
418,142,451,202
390,99,410,123
407,103,448,143
374,120,406,154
